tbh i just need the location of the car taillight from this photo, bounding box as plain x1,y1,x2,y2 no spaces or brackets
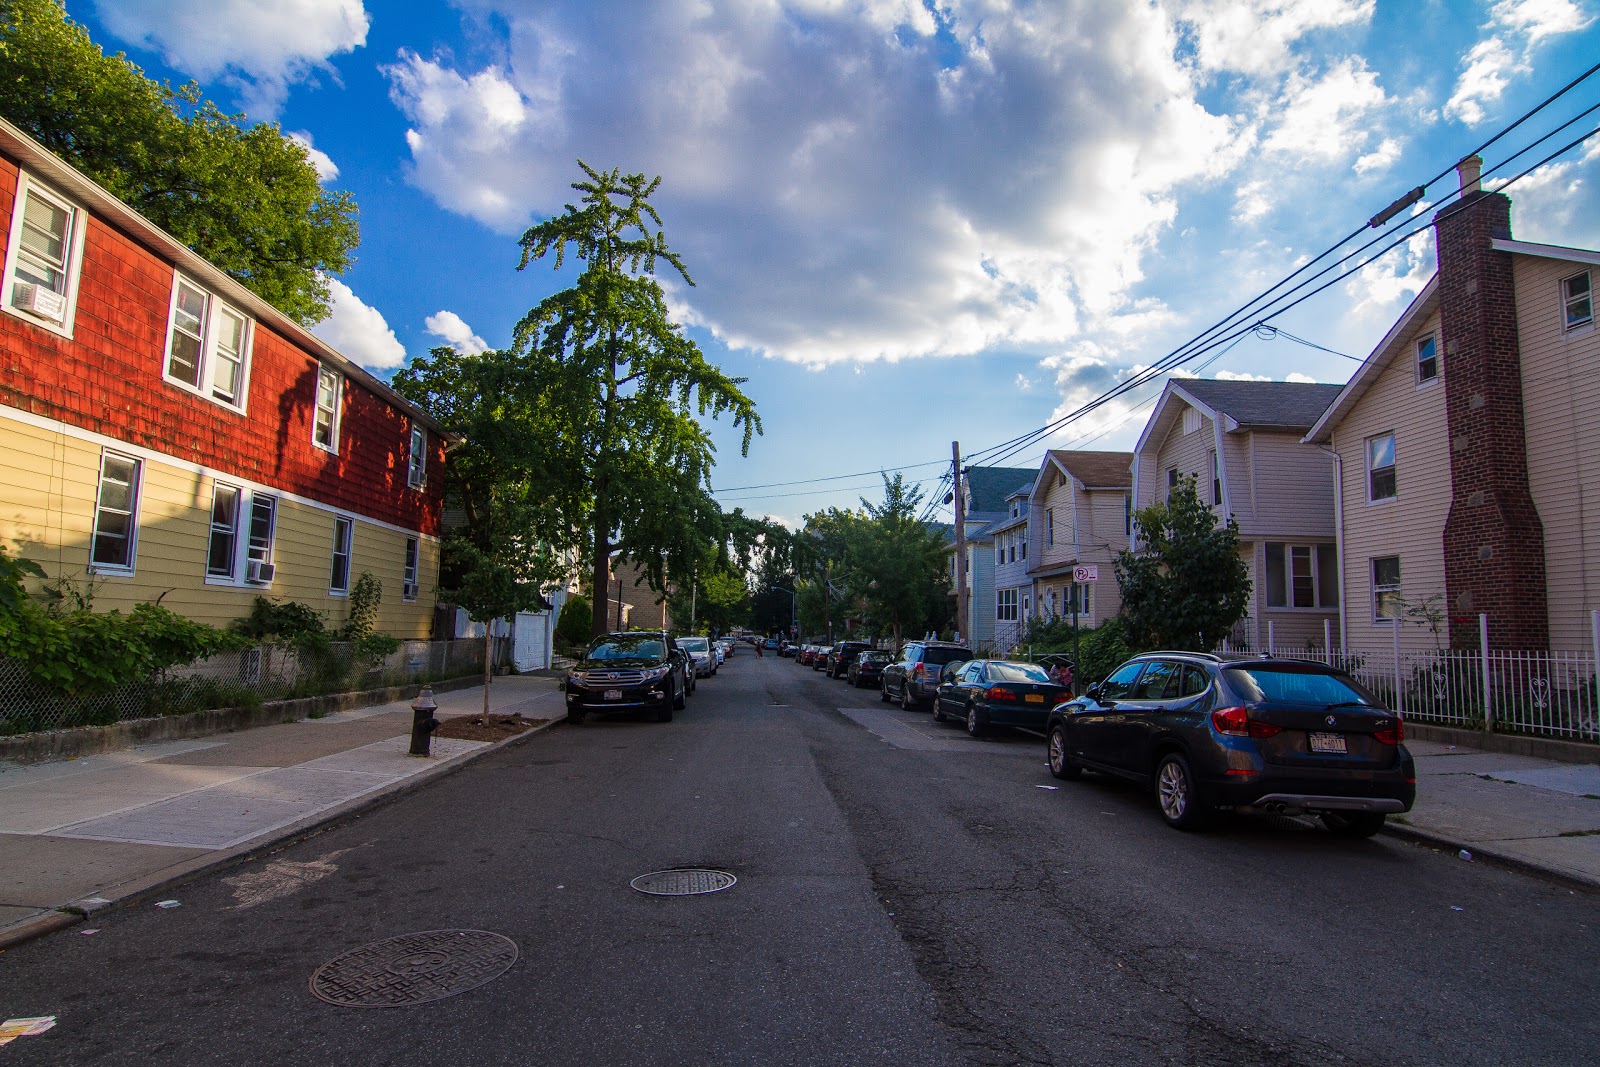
1210,706,1282,738
1374,720,1405,745
913,664,925,680
985,686,1017,701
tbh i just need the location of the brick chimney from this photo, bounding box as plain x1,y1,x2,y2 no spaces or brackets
1434,156,1549,651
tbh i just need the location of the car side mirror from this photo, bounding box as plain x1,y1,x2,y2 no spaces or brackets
1085,685,1102,703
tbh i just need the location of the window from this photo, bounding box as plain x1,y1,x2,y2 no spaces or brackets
1023,595,1031,616
1373,556,1402,621
1209,449,1220,505
1098,661,1145,702
1166,467,1179,500
1416,333,1439,383
246,495,277,582
90,451,141,572
330,516,353,594
207,484,241,578
2,175,85,335
1124,492,1132,536
1008,536,1016,564
1183,407,1201,435
1132,661,1181,701
1020,538,1026,561
997,588,1019,621
1065,582,1092,617
403,537,420,601
164,275,253,409
1264,543,1339,608
314,366,343,452
1368,433,1397,501
996,541,1004,567
1046,509,1054,546
1564,271,1593,331
408,425,427,488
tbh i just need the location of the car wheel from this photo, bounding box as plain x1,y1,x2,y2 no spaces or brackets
930,698,945,723
1322,812,1386,838
567,707,587,725
1155,754,1208,831
671,682,686,711
966,706,985,737
900,683,916,711
1047,724,1081,780
880,679,891,703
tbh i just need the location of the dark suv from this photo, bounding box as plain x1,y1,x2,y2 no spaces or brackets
564,631,690,724
881,641,973,710
826,640,874,679
1045,652,1415,835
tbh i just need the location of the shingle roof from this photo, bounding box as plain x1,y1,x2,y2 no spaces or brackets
1175,379,1344,431
964,466,1037,514
1047,450,1132,488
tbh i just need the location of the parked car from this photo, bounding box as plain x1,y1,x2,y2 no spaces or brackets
933,660,1070,736
847,650,893,688
765,638,781,651
564,631,691,724
881,641,974,709
1045,652,1415,834
826,640,875,679
679,635,716,677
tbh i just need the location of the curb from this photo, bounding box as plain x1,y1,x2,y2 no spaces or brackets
1380,820,1600,893
0,708,568,952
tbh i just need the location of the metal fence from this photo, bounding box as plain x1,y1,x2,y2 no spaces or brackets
0,639,488,737
1216,641,1599,743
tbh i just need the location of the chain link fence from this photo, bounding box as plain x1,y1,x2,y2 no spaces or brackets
0,639,487,737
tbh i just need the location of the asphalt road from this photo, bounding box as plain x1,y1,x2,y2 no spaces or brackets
1,654,1596,1066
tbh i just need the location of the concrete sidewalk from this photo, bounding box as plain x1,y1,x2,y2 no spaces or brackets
1391,737,1600,888
0,676,565,948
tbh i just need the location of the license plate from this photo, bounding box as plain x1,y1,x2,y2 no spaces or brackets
604,689,623,701
1309,732,1347,754
1025,694,1045,703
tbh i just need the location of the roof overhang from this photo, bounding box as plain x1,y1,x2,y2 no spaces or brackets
1490,237,1600,266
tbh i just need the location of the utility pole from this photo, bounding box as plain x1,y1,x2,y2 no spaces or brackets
952,441,968,644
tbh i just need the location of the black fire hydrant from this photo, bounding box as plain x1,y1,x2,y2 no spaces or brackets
409,687,440,756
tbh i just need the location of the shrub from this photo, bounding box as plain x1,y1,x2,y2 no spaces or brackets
555,594,592,650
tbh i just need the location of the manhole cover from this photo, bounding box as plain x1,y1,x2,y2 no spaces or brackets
629,869,737,896
310,929,518,1007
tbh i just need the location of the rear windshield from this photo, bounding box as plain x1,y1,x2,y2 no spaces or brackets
679,637,709,652
1224,666,1377,707
587,636,664,661
921,647,972,666
989,661,1051,683
862,652,892,663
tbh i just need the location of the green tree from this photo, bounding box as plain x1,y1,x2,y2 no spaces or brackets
853,474,951,647
441,540,550,720
0,0,359,324
665,562,749,635
1114,476,1250,651
515,161,760,638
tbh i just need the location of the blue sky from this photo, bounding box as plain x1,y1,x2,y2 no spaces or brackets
74,0,1600,527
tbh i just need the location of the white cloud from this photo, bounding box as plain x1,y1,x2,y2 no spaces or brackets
425,310,490,355
1285,372,1317,383
92,0,370,116
1171,0,1374,77
312,278,407,370
288,132,339,183
1354,136,1402,175
1446,0,1593,125
1260,58,1391,163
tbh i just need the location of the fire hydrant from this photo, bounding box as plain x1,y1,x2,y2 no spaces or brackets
409,687,440,756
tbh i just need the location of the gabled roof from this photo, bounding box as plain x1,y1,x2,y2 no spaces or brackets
964,466,1037,514
1304,279,1439,444
1046,449,1132,489
1171,379,1345,431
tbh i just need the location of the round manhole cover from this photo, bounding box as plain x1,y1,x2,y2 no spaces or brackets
310,929,518,1007
629,869,737,896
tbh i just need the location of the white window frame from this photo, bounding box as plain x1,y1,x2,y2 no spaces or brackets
1372,556,1402,623
1065,583,1091,618
89,450,141,574
313,366,343,453
403,537,420,602
407,424,427,489
1046,509,1054,546
207,483,241,580
329,515,353,595
1367,432,1397,503
205,485,278,586
997,588,1018,622
1563,270,1593,333
1,172,87,338
1415,332,1440,385
162,272,253,412
1209,449,1220,505
1264,542,1338,609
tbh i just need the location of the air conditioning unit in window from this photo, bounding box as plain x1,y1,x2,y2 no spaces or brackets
402,581,419,600
245,561,276,584
13,283,65,322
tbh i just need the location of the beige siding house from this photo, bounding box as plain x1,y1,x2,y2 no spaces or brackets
1306,168,1600,656
1132,379,1344,651
1025,450,1132,630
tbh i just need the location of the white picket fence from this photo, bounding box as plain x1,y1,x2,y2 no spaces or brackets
1221,613,1600,743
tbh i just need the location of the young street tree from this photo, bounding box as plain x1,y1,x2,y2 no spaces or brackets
1114,476,1251,651
0,0,359,324
853,474,950,647
516,162,760,638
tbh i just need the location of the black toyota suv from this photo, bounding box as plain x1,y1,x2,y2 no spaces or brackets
825,640,874,679
881,640,973,709
564,631,691,724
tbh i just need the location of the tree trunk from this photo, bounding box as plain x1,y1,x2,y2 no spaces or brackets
482,621,492,721
590,523,611,639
